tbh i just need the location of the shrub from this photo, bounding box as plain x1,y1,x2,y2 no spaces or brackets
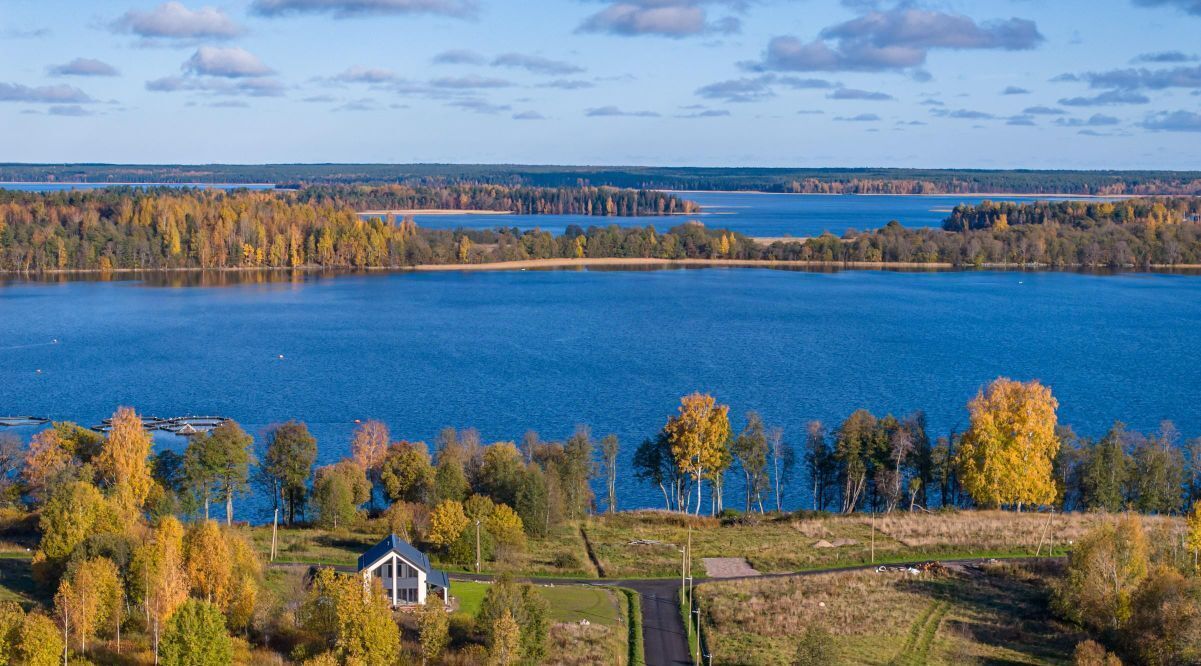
1073,640,1122,666
793,626,840,666
159,600,233,666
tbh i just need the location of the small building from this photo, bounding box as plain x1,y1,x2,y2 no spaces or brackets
357,534,450,607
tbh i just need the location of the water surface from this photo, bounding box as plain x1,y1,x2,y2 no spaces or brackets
1,268,1197,515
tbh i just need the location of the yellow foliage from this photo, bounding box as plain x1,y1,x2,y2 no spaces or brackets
665,392,731,510
97,407,155,521
957,378,1060,509
429,500,469,547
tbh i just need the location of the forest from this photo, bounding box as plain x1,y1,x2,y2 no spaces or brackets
4,189,1201,272
4,163,1201,195
295,183,697,216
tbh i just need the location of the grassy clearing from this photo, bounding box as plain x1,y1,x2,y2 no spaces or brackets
582,510,1182,578
698,559,1084,665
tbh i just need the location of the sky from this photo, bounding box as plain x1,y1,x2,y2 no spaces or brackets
1,0,1200,168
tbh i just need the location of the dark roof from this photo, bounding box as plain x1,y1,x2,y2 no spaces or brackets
357,534,432,573
428,569,450,590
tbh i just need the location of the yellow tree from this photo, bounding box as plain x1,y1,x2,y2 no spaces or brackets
97,407,154,521
956,378,1060,510
34,481,115,583
56,558,122,653
351,420,390,485
183,520,231,605
17,612,64,666
488,609,522,666
664,393,731,515
131,517,189,660
418,596,450,665
1187,502,1201,570
428,500,469,548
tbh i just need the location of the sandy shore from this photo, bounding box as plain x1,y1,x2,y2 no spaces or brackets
407,257,955,271
358,209,511,216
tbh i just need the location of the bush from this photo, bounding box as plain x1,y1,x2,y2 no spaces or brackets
1073,640,1122,666
793,626,840,666
553,552,583,570
159,600,233,666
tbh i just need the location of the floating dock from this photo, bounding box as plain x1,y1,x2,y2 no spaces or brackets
90,415,230,434
0,416,50,427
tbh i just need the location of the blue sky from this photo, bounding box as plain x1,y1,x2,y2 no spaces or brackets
1,0,1200,167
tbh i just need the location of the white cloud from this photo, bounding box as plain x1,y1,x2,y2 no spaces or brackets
184,47,275,78
111,2,243,41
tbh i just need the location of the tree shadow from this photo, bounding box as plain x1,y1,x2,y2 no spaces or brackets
895,562,1084,664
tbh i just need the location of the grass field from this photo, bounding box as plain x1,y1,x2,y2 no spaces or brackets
581,509,1181,578
698,560,1085,665
451,579,629,665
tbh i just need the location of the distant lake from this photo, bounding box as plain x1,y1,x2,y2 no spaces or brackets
378,191,1113,237
0,182,275,192
1,267,1198,516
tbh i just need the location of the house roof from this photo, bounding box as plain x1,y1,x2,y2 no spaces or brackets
428,569,450,590
357,534,433,574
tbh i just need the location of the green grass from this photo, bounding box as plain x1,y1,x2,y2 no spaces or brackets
451,580,490,616
618,587,646,666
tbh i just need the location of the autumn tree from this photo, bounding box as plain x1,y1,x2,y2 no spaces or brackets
428,500,469,548
1187,502,1201,569
16,612,64,666
33,480,115,583
479,442,525,508
488,609,521,666
263,421,318,524
131,516,189,660
380,440,434,504
301,568,400,665
957,378,1060,510
487,503,526,552
350,419,390,481
665,393,731,515
21,428,74,505
1054,515,1149,633
55,557,122,653
96,407,155,520
417,595,450,665
0,602,20,663
159,600,233,666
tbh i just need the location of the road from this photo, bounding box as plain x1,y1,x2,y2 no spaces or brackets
279,556,1058,666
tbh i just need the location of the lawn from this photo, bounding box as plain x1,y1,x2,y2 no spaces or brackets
451,579,629,665
698,560,1085,665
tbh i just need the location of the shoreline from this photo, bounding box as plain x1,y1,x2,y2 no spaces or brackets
357,208,513,216
666,189,1137,199
4,258,1201,277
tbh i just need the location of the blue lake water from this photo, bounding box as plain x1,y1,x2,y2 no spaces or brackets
385,191,1108,237
1,268,1198,517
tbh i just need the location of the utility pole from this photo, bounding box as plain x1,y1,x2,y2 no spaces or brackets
475,519,482,574
870,510,876,564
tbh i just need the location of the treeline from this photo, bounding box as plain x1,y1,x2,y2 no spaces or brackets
297,183,697,216
767,197,1201,268
943,198,1201,231
6,163,1201,195
0,187,736,272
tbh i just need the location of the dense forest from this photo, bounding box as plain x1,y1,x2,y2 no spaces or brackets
296,183,697,216
765,197,1201,268
5,163,1201,195
3,189,1201,271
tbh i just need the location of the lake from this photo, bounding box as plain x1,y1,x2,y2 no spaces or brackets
1,267,1198,517
387,191,1109,237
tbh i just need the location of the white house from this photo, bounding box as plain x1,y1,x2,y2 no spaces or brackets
357,534,450,607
